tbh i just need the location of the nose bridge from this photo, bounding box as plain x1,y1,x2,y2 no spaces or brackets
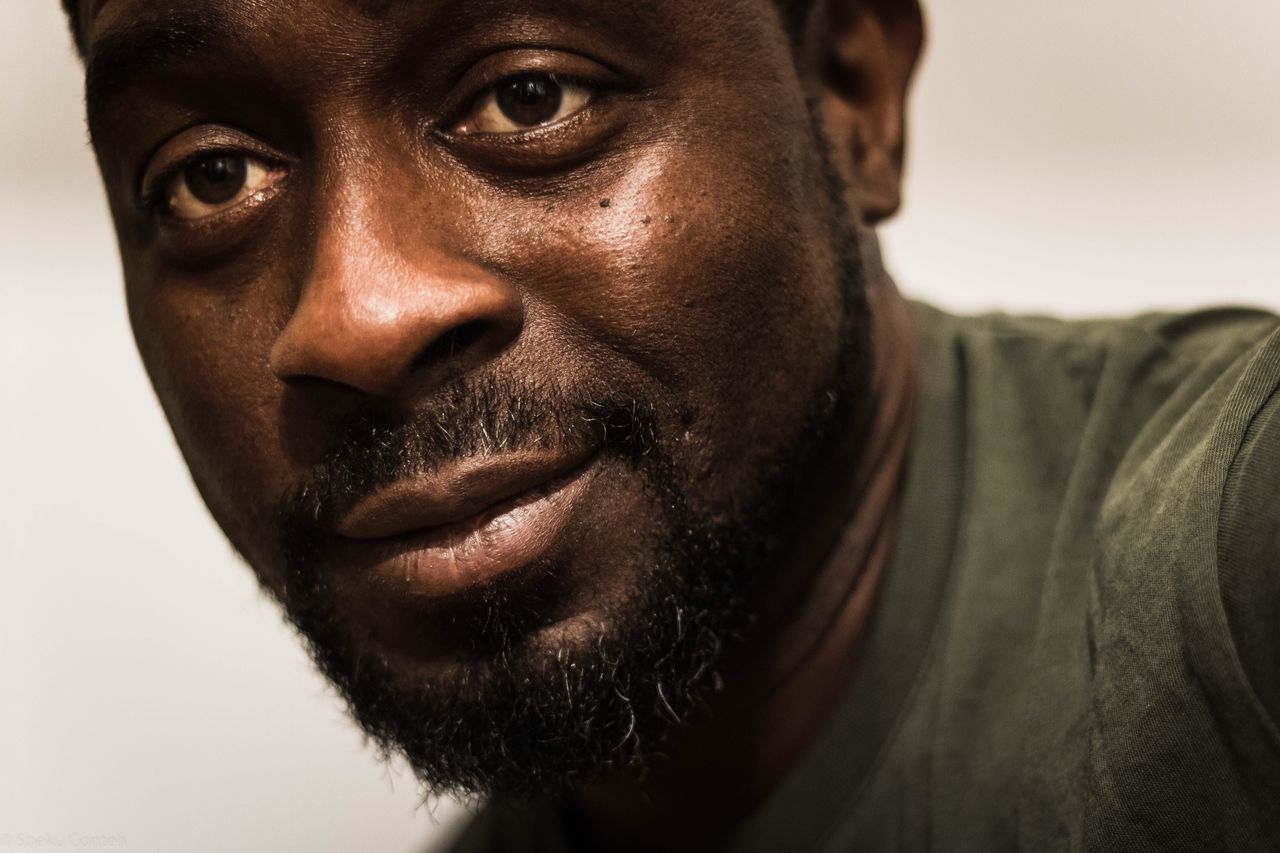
270,161,523,399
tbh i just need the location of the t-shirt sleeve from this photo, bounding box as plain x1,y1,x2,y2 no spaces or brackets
1217,338,1280,724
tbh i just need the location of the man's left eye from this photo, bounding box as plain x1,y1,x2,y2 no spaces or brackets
457,73,594,135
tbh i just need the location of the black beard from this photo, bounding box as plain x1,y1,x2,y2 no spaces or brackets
270,139,870,803
274,382,747,799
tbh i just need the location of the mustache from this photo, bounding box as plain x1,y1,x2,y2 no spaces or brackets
276,374,659,543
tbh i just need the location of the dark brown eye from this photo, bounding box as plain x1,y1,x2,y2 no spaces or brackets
183,155,248,205
459,74,594,135
159,152,280,221
495,75,564,127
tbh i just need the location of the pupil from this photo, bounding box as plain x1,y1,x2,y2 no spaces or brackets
184,155,247,205
495,75,564,127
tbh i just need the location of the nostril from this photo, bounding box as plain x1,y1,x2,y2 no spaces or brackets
412,320,490,372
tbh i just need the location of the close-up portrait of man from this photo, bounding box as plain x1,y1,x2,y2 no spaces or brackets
3,0,1278,851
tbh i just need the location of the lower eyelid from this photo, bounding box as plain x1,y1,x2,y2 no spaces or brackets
439,105,627,177
163,170,288,231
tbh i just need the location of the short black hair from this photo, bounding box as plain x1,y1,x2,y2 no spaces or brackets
61,0,819,56
61,0,82,54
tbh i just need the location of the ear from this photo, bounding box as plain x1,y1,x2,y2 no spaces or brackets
800,0,925,226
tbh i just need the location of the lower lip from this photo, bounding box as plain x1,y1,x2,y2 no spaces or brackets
332,457,600,599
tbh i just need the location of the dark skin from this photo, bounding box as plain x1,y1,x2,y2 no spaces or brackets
78,0,922,848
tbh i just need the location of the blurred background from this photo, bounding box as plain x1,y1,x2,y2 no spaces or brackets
2,2,1277,851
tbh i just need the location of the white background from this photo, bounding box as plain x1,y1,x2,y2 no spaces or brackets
3,2,1277,852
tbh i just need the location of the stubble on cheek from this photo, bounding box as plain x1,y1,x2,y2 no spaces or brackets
493,127,847,517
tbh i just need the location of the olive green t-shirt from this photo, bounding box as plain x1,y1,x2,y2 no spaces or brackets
448,302,1280,852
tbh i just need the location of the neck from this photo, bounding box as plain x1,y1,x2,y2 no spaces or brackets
567,258,922,852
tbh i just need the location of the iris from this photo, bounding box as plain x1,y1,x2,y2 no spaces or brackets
495,74,564,127
183,155,247,205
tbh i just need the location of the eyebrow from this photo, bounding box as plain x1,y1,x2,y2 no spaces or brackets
84,12,231,139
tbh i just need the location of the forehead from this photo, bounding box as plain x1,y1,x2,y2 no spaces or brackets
80,0,780,127
82,0,771,55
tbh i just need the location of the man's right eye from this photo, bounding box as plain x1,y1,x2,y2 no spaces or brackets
155,152,285,221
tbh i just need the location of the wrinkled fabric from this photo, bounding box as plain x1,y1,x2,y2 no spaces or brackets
447,302,1280,853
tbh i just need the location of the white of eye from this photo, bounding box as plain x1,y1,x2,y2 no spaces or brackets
466,74,594,135
166,154,278,221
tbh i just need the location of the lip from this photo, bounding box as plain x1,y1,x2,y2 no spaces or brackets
331,443,601,598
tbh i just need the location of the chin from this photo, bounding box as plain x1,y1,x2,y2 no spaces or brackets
269,462,758,799
214,375,841,797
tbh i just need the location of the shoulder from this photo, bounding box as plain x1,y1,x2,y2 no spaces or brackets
917,301,1280,371
1005,307,1280,844
1081,312,1280,813
1215,321,1280,721
912,300,1279,400
910,301,1280,473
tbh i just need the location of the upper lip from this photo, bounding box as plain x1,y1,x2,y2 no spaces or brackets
335,443,599,541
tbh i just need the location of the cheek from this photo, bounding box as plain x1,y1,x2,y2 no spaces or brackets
478,140,845,497
124,252,291,561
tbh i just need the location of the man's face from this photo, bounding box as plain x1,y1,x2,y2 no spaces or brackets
85,0,867,796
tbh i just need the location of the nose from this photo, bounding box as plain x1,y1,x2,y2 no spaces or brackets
269,204,523,400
